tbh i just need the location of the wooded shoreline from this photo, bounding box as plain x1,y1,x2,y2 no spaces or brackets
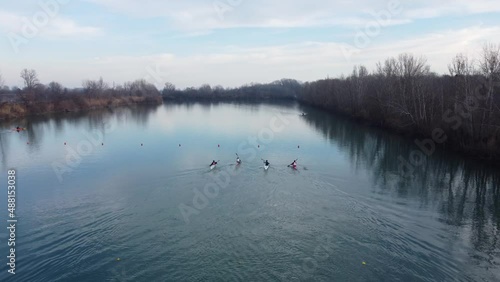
0,73,163,120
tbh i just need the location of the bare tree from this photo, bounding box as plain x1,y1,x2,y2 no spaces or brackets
162,82,176,96
48,81,64,96
477,43,500,140
20,69,39,91
376,57,398,77
396,53,430,77
479,43,500,79
129,79,159,97
82,77,109,97
378,54,432,128
164,82,176,92
447,53,478,140
0,72,4,89
199,84,212,94
448,53,475,76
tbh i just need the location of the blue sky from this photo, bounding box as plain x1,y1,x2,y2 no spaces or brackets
1,0,500,88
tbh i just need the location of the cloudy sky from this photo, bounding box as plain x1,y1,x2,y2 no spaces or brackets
1,0,500,89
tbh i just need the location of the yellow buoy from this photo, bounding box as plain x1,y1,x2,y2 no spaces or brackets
362,261,366,265
116,258,121,261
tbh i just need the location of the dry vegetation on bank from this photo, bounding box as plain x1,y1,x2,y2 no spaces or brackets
0,71,162,119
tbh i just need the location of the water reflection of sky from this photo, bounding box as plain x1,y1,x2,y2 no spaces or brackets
0,101,499,281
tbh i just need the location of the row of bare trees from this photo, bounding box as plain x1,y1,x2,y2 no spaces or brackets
81,77,160,98
300,44,500,158
161,79,302,100
1,69,162,105
0,69,163,118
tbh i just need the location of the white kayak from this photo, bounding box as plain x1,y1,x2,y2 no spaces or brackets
264,164,269,170
210,164,217,170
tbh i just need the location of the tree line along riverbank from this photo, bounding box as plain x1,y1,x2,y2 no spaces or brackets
0,70,162,120
299,47,500,161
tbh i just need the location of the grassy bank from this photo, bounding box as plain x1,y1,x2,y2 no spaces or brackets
0,95,162,120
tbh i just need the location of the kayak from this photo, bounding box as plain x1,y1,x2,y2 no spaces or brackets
264,164,269,170
210,160,219,170
236,158,241,164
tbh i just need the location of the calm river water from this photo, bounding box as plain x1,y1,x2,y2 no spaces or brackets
0,101,499,281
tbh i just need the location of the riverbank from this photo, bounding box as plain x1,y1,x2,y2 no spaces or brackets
300,99,500,164
0,95,163,120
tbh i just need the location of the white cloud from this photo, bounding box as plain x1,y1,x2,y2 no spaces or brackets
402,0,500,19
86,0,500,31
0,10,20,28
348,25,500,71
0,10,101,38
44,18,102,37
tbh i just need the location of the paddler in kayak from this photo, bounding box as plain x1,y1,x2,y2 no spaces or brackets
210,160,218,166
264,160,270,166
289,160,297,168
